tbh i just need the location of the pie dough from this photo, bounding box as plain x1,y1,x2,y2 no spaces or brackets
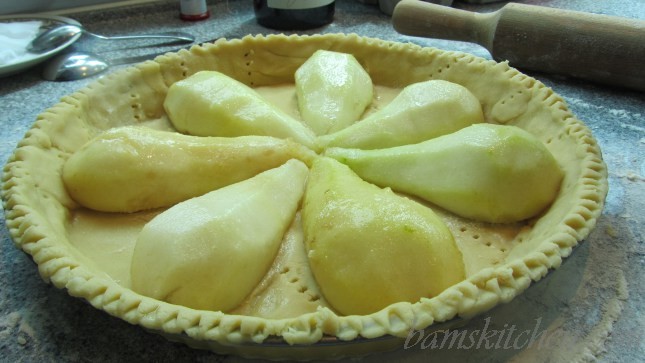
1,34,607,360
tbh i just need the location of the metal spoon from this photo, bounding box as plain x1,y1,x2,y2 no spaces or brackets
42,52,109,81
28,23,195,53
40,35,225,82
41,46,190,82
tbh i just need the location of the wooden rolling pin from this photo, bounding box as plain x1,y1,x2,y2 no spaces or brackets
392,0,645,91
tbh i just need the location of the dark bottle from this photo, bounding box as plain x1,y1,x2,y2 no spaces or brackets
254,0,335,30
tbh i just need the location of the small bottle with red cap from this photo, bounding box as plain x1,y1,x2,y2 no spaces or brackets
179,0,210,21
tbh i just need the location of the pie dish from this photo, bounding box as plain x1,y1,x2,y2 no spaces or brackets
1,33,607,360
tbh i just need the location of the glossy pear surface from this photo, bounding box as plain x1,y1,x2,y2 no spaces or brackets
326,124,563,223
302,157,465,316
319,80,484,149
295,50,373,135
130,159,309,312
62,126,314,213
164,71,316,149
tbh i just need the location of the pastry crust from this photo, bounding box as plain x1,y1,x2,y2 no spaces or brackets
1,34,607,359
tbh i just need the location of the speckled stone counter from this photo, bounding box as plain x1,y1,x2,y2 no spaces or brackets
1,0,643,362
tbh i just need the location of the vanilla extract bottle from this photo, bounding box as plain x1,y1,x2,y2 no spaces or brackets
254,0,335,30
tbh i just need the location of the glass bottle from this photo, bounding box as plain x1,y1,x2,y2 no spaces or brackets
180,0,210,21
254,0,335,30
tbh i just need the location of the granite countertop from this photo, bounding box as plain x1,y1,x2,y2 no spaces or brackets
0,0,643,362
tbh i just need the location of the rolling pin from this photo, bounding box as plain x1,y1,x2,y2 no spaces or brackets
392,0,645,91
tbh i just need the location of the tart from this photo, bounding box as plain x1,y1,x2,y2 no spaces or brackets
1,34,607,360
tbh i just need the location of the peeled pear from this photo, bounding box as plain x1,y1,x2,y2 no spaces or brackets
302,157,465,316
164,70,316,149
62,126,314,213
130,159,308,312
318,79,484,149
295,50,373,135
325,124,563,223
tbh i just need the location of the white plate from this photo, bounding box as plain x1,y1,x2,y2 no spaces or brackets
0,15,82,77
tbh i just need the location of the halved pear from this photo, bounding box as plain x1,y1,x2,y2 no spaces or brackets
62,126,315,213
302,157,465,316
295,50,373,135
318,79,484,149
130,159,309,312
325,124,563,223
164,70,316,149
